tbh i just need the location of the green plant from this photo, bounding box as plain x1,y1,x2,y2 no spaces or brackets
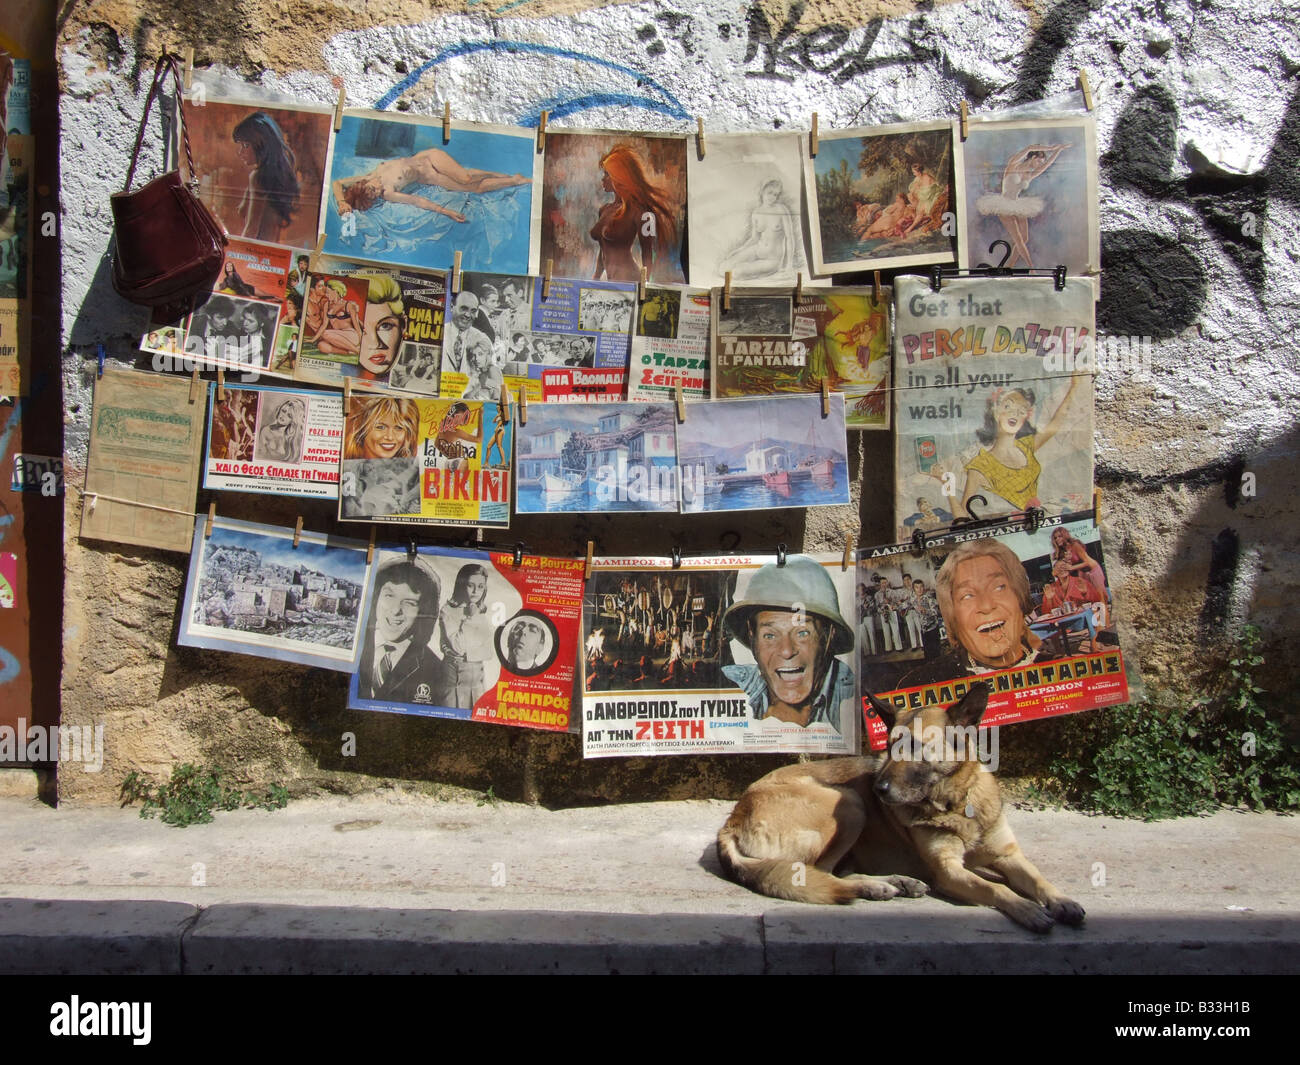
120,763,290,827
476,784,499,808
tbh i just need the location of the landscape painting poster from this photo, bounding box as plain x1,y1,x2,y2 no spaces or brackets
338,393,512,529
805,119,963,275
515,402,679,515
626,286,711,404
674,395,851,514
347,544,585,733
321,112,540,276
857,512,1126,750
892,275,1095,540
711,286,891,430
581,553,859,757
179,516,371,672
538,129,687,285
203,383,343,499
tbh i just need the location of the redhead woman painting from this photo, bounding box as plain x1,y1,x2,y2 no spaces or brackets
590,144,680,282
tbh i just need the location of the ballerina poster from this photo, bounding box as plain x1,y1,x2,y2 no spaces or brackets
805,119,963,275
958,114,1099,282
891,275,1095,541
321,111,540,276
538,130,687,285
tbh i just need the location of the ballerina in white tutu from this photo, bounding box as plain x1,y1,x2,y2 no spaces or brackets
975,144,1068,268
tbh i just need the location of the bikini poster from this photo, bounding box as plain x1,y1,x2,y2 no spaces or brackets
804,119,963,275
178,96,332,248
581,553,859,758
892,275,1095,541
626,286,711,404
321,111,540,276
856,511,1126,750
203,383,343,499
957,114,1099,283
348,544,584,732
538,130,687,285
686,132,818,288
338,392,512,528
710,286,891,430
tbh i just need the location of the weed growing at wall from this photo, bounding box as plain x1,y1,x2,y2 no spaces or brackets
120,763,289,827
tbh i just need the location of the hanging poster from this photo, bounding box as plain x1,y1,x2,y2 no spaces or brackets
539,129,687,285
711,286,891,429
348,545,584,732
339,392,512,528
626,286,711,404
805,119,962,275
179,516,371,671
674,395,851,513
892,275,1095,540
0,131,31,395
958,114,1099,282
857,512,1126,749
203,383,342,498
582,553,859,757
322,112,539,276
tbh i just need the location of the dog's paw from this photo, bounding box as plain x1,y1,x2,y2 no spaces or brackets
884,874,929,898
1006,899,1056,933
844,874,902,901
1047,897,1086,926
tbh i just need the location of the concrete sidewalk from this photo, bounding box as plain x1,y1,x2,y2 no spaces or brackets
1,789,1297,973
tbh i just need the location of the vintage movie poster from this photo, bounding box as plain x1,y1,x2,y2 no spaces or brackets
0,54,30,196
893,275,1095,540
515,402,679,515
857,512,1126,749
322,112,539,276
686,132,817,287
439,272,634,403
179,516,370,672
674,395,851,514
711,286,891,430
805,120,962,275
582,553,859,757
296,260,446,393
179,95,333,248
626,286,711,403
958,114,1099,282
348,545,584,732
204,383,342,498
539,130,687,285
0,132,31,395
339,392,512,528
80,369,206,553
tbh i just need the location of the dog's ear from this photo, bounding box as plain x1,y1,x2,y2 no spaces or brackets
947,682,989,728
864,691,899,728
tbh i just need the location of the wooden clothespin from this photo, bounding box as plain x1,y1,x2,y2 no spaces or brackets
366,527,376,564
794,272,803,304
959,100,969,141
584,540,594,580
841,532,855,572
293,516,304,548
873,270,882,303
543,258,554,300
183,46,194,92
696,117,706,160
1093,488,1101,521
342,376,352,414
215,367,225,402
1078,69,1094,111
810,112,819,157
536,110,548,153
674,383,685,423
189,365,201,404
518,386,528,426
500,379,512,424
638,267,647,302
451,250,462,294
442,101,451,143
333,83,346,132
820,376,830,416
309,233,325,272
204,501,216,539
723,271,732,312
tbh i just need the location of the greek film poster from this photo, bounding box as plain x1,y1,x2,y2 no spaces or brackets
857,512,1127,749
893,275,1095,540
582,553,859,757
626,286,711,404
348,545,584,732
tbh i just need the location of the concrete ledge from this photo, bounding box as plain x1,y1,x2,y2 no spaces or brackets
0,898,197,975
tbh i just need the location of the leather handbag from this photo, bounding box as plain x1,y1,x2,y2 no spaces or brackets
110,53,227,313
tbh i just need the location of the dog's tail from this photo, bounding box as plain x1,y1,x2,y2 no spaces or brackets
716,824,861,905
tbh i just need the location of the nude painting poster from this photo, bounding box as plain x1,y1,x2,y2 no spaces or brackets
957,114,1098,283
892,275,1095,541
804,119,963,275
179,95,333,249
539,130,687,285
321,111,540,276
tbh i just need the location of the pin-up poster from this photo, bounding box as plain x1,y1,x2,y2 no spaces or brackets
539,130,687,285
626,286,711,404
322,112,540,276
893,275,1095,540
204,383,342,498
0,132,31,395
711,287,891,429
339,393,512,528
439,271,634,403
805,120,962,275
348,545,584,732
582,553,859,757
857,512,1126,749
179,516,371,672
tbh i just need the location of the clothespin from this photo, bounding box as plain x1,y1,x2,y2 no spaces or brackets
342,376,352,414
451,250,462,294
216,367,225,402
293,516,303,548
500,379,512,424
674,383,685,423
584,540,594,580
542,258,553,300
513,542,525,568
442,101,451,143
183,46,194,92
873,270,882,303
696,117,706,160
204,502,216,538
841,532,855,572
518,386,528,425
366,527,376,564
333,83,346,132
96,342,106,379
407,539,417,562
638,267,647,302
776,543,788,566
309,233,325,272
794,273,803,303
671,545,682,569
1078,69,1094,111
189,365,201,403
1093,489,1101,521
820,376,830,417
536,110,548,153
810,113,819,157
959,100,969,141
723,271,732,312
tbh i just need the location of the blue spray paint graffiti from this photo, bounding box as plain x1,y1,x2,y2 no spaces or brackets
373,40,689,125
0,647,18,685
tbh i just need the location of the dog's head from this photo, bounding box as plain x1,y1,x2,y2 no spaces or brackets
865,683,991,807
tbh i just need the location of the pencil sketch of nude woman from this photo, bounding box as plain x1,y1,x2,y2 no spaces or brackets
332,148,531,223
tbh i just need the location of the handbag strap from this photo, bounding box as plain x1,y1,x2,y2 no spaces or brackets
122,53,198,194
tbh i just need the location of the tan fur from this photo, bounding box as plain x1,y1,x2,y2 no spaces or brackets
716,685,1086,933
